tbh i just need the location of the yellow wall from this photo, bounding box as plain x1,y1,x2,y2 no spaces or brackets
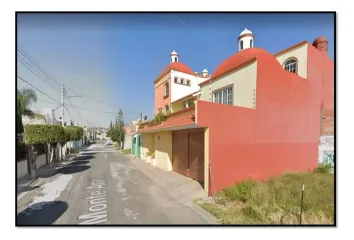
171,96,197,113
154,131,173,171
200,60,258,109
275,43,308,79
141,133,155,160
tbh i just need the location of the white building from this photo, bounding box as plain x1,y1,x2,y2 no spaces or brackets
43,108,55,125
154,50,211,114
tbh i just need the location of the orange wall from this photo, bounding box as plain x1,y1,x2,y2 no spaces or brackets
307,45,334,111
197,48,326,195
154,77,171,115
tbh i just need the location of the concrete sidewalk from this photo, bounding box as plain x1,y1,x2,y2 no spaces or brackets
123,153,219,224
17,153,79,201
125,153,207,203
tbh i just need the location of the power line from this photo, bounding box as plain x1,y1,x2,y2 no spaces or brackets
64,104,74,120
17,46,141,117
17,76,61,105
17,53,60,91
17,45,61,88
67,88,141,115
66,103,123,114
171,14,231,52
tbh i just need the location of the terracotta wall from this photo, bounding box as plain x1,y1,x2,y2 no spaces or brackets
154,73,171,115
197,47,325,195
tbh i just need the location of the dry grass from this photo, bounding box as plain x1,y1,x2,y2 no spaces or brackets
196,172,334,225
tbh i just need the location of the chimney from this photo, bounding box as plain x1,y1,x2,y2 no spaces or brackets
312,37,328,53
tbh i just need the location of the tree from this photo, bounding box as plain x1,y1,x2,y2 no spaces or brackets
17,88,38,135
17,88,38,117
24,124,65,179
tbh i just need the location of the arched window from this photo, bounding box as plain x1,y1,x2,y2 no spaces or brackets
164,82,169,96
175,57,178,62
283,58,297,74
240,40,244,50
250,39,253,48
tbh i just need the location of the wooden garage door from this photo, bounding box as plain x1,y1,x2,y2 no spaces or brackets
172,131,188,176
188,131,204,183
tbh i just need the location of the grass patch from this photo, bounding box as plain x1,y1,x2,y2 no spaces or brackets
120,148,131,154
197,172,334,225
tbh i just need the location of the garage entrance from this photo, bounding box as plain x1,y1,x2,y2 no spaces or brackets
172,128,205,185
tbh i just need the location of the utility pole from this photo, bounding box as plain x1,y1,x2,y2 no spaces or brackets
61,85,65,127
140,112,143,122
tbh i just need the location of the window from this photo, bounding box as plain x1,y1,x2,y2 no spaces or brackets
240,40,244,50
164,82,169,96
213,87,232,105
175,57,177,62
180,78,185,84
165,104,170,112
250,39,253,48
188,101,195,107
183,101,188,109
174,77,178,83
187,80,191,86
283,59,297,74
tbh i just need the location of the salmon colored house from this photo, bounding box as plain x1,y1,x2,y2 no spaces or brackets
137,28,334,196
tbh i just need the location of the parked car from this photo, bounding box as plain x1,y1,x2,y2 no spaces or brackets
106,140,113,146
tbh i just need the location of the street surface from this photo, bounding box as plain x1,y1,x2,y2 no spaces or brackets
17,144,217,225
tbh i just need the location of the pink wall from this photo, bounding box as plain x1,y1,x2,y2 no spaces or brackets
197,47,327,195
154,78,171,115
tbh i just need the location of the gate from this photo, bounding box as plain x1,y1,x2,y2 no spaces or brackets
172,129,205,183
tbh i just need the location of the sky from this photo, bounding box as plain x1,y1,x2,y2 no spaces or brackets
17,13,335,128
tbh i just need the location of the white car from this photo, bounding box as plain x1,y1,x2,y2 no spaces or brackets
106,140,113,146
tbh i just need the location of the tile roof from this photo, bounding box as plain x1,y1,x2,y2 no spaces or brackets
154,62,195,83
137,107,196,134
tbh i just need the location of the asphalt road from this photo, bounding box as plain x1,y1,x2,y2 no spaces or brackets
17,144,216,225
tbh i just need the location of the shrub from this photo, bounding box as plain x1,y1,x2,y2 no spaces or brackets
315,163,333,174
66,126,84,141
70,147,79,153
154,112,167,122
24,124,65,144
222,180,258,202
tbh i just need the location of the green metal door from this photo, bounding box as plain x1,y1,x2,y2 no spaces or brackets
132,137,136,155
137,135,141,158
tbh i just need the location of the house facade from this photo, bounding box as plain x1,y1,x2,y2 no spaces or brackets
137,28,334,196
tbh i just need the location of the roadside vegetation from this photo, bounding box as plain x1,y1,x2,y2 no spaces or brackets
120,148,131,154
196,167,334,225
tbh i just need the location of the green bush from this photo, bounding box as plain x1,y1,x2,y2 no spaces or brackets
66,126,84,141
154,111,167,122
60,128,71,145
24,124,65,144
222,180,258,202
315,163,333,174
70,147,79,153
